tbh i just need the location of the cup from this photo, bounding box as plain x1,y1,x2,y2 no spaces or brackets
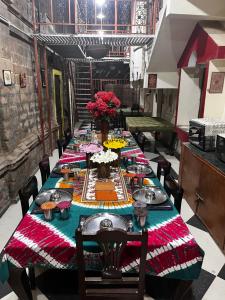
133,201,148,227
59,207,70,220
43,209,54,221
57,201,71,220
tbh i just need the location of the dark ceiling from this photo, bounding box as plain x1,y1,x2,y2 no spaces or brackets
92,61,129,79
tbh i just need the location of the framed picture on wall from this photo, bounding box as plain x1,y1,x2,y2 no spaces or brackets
209,72,225,93
148,74,157,89
3,70,12,86
41,68,46,88
20,73,26,88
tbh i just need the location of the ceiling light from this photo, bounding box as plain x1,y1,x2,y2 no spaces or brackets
98,30,104,37
96,0,105,6
97,13,105,19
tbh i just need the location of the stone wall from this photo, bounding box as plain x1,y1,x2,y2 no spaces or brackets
0,1,65,216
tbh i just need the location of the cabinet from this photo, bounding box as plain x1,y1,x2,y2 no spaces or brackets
180,144,225,253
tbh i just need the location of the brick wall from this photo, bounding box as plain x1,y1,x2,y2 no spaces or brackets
0,1,62,215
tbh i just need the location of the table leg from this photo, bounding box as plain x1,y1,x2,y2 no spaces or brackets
8,265,33,300
154,132,159,153
173,280,192,300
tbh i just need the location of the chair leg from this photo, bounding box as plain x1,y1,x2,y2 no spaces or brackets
28,267,36,290
8,265,33,300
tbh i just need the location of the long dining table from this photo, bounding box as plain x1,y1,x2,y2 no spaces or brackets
1,130,204,300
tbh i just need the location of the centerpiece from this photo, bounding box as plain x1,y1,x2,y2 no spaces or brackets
79,143,103,168
103,138,127,166
86,91,121,143
90,149,118,178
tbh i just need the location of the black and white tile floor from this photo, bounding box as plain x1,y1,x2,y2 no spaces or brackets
0,125,224,299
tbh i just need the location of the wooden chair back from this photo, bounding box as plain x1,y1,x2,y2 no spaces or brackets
39,155,50,185
57,139,67,158
164,175,184,213
19,176,38,217
64,128,72,146
157,159,171,182
137,132,146,152
76,228,148,300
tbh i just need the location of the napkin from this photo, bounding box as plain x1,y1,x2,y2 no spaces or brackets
95,181,115,191
95,190,118,201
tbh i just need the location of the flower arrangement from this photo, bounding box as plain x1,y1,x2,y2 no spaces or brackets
90,149,118,164
79,143,103,154
86,91,121,120
103,138,128,149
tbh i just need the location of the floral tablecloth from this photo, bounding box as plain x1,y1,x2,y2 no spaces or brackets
2,133,204,281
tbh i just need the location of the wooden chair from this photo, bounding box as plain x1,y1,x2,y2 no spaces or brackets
19,176,38,217
76,228,148,300
57,139,67,158
164,175,184,214
156,159,171,183
39,155,50,185
18,176,39,289
131,103,140,114
64,128,72,146
137,132,146,152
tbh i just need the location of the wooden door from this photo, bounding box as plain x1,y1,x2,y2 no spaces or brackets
179,145,202,212
197,164,225,251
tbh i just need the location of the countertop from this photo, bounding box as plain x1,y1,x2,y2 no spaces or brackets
184,142,225,175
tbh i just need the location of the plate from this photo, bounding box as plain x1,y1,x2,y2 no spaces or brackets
53,163,80,175
127,164,153,175
132,187,167,205
35,189,72,206
81,213,128,234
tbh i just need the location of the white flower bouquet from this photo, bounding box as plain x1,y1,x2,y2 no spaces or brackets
90,150,118,178
90,149,118,164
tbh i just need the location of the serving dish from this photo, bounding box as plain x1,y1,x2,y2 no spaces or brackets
35,189,72,206
132,187,167,205
81,213,129,234
53,163,80,175
127,164,153,175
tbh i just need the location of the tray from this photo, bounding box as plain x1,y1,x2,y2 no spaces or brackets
132,187,168,205
80,213,130,234
52,163,81,175
35,189,72,206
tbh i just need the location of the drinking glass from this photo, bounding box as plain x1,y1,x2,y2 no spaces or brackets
133,201,148,227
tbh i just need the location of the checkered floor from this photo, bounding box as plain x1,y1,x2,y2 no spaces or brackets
0,123,224,299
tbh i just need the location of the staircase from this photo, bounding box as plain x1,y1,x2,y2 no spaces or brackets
75,62,92,122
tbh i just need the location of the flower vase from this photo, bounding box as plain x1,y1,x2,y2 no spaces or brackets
97,163,110,179
111,149,121,167
86,153,91,169
100,120,109,145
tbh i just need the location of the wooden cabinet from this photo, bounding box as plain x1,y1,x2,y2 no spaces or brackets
180,144,225,253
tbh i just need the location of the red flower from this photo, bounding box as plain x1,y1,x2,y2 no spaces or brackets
86,91,121,120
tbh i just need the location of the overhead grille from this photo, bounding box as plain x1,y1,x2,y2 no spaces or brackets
66,58,130,63
33,34,154,47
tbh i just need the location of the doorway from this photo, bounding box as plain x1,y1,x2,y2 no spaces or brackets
53,69,64,137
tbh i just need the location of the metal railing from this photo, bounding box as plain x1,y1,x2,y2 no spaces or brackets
33,0,162,35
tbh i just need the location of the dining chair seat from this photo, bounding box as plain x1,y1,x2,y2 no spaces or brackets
164,175,184,214
39,155,50,185
76,227,148,300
